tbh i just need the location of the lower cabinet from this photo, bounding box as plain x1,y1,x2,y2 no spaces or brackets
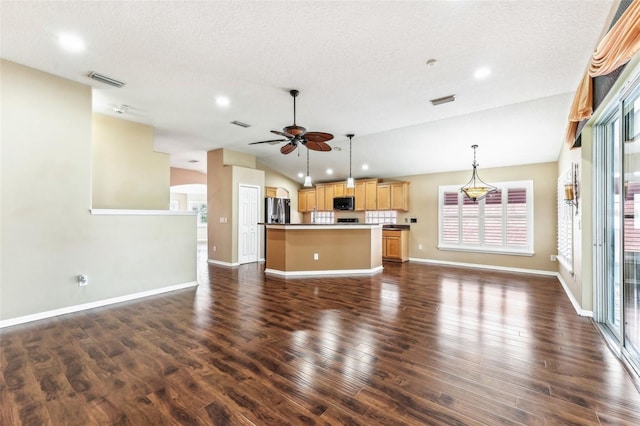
382,229,409,262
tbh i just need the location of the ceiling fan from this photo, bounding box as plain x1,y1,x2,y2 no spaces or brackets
249,89,333,154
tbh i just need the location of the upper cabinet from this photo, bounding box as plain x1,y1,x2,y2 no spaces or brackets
265,186,277,198
316,185,327,211
298,179,407,212
377,181,409,211
390,181,410,211
298,188,316,212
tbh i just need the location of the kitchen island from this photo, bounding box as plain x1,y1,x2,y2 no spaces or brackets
264,224,383,276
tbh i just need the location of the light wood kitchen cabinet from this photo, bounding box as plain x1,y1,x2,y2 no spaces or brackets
325,184,335,209
390,181,410,211
354,181,366,211
377,181,409,211
345,183,355,197
315,185,326,211
382,229,409,262
265,186,277,198
377,184,391,210
365,179,378,210
298,188,316,212
333,183,345,197
354,179,378,211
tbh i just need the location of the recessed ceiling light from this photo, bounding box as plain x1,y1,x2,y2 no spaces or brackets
326,169,333,175
58,33,85,53
425,59,438,68
333,146,342,151
215,96,230,108
362,164,369,170
474,67,491,80
298,172,304,178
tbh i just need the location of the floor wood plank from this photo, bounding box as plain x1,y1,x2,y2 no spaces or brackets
2,256,640,425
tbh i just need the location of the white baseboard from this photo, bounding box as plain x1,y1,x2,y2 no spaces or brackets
265,265,383,277
556,273,593,317
409,257,593,317
408,257,557,276
0,281,199,329
208,259,239,267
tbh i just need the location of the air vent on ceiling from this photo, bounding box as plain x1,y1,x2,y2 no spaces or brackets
88,71,126,88
430,94,456,106
230,120,251,128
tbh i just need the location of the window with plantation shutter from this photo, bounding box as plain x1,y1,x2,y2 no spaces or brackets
438,181,534,255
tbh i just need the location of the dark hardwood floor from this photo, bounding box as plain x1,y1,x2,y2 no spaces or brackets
2,250,640,425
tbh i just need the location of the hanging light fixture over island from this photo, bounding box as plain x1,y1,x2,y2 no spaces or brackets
346,134,355,189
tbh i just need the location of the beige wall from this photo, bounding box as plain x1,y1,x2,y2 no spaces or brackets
257,162,303,223
170,167,207,186
393,161,558,272
0,60,196,323
92,113,170,209
558,131,587,309
208,149,267,264
207,149,233,263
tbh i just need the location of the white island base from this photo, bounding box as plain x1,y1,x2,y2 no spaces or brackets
264,224,383,277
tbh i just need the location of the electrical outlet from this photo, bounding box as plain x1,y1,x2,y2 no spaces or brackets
78,275,88,287
313,253,319,260
418,244,423,250
213,245,217,252
550,255,557,261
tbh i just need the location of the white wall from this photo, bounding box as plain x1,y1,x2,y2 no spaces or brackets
0,60,196,324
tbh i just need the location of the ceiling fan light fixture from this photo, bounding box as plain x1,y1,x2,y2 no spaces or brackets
460,144,497,202
248,89,333,154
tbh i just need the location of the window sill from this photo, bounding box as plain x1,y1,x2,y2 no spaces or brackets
437,245,534,257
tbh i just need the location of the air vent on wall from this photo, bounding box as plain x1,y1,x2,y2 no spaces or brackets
88,71,126,88
230,120,251,128
430,94,456,106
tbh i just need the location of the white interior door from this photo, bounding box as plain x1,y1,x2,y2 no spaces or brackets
238,185,259,264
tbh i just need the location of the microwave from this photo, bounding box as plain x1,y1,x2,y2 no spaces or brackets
333,196,355,211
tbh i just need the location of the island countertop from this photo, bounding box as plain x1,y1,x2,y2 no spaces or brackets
262,223,382,230
264,223,383,276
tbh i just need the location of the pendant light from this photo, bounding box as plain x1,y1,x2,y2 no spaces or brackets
460,144,497,201
303,147,312,187
346,134,355,189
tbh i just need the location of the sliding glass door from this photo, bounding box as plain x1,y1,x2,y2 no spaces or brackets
595,77,640,374
622,85,640,366
605,113,622,336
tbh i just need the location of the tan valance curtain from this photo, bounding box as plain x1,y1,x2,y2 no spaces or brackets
566,1,640,147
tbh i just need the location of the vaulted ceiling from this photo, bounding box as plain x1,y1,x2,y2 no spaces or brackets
0,1,615,183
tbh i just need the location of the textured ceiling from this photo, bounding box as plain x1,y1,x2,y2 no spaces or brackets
0,1,616,184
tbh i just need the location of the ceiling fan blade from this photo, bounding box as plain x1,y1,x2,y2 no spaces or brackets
305,141,332,152
304,132,333,142
280,142,297,154
249,139,286,145
271,130,295,138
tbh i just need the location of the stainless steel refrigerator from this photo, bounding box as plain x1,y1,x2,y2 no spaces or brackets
265,197,290,224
